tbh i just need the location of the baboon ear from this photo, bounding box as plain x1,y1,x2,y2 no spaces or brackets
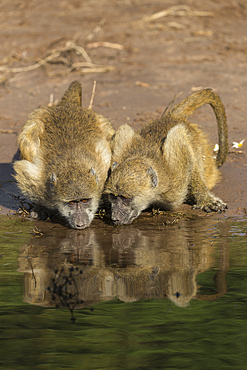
147,167,158,188
90,167,99,183
57,80,82,107
112,161,118,171
50,172,57,190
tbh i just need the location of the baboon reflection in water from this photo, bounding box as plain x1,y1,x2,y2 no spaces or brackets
18,218,228,309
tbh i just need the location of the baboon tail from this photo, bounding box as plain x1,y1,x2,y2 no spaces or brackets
170,89,228,167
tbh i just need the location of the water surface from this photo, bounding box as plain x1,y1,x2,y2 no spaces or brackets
1,213,247,370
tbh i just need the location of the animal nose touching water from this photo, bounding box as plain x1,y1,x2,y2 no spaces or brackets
14,81,115,229
14,84,228,228
104,89,228,225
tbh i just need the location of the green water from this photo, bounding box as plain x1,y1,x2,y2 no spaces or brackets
0,214,247,370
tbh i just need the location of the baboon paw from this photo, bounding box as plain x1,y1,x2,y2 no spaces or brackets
30,206,50,220
193,196,228,213
30,210,39,219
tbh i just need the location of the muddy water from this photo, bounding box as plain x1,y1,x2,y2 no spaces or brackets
1,213,247,370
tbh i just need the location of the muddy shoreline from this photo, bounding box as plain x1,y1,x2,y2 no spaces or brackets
0,0,246,217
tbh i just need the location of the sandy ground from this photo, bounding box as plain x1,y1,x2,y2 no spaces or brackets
0,0,246,217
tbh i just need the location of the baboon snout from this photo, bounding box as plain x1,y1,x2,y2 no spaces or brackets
112,210,125,225
69,213,90,230
75,221,85,229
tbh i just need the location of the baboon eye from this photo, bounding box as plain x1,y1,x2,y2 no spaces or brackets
120,195,132,205
109,193,117,201
69,199,90,205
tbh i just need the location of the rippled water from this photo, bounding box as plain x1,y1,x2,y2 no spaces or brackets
1,213,247,370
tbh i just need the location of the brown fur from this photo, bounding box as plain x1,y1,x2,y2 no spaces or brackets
14,81,115,229
104,89,228,225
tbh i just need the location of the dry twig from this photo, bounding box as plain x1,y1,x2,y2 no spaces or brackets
86,18,106,41
12,194,31,215
65,61,114,73
135,81,150,88
88,81,97,109
0,51,61,73
228,150,244,154
47,62,115,77
65,41,91,63
142,5,214,22
0,128,16,134
31,225,43,236
0,39,114,78
87,41,125,50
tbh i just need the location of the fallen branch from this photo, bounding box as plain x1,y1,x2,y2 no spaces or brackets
0,42,91,73
47,62,115,76
67,61,115,74
64,41,91,63
0,128,16,134
87,41,125,50
0,51,61,73
0,40,114,77
142,5,214,22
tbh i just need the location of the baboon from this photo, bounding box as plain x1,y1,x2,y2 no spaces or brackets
14,81,115,229
104,89,228,225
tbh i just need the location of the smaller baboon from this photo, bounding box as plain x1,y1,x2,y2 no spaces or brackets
14,81,115,229
104,89,228,225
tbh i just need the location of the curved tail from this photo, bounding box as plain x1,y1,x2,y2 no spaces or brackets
170,89,228,167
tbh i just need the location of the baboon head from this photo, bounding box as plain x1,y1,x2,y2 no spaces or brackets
104,158,158,225
50,167,100,229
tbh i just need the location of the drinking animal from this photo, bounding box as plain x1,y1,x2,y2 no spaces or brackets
104,89,228,225
14,81,115,229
